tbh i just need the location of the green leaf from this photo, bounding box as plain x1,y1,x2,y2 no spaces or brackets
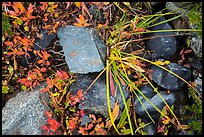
117,97,131,129
2,86,9,94
121,128,131,135
69,107,76,112
8,65,14,76
21,85,27,91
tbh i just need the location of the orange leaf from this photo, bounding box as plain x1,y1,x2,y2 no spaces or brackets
40,67,47,72
46,61,50,66
4,41,13,46
44,110,52,118
18,78,27,84
13,35,22,44
37,59,44,64
16,51,25,56
112,101,119,120
76,89,84,99
41,50,50,60
33,68,42,77
16,2,25,12
46,77,53,88
12,2,20,13
43,25,52,29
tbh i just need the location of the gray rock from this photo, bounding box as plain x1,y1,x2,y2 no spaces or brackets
165,2,202,60
2,82,51,135
142,117,157,135
193,70,202,94
70,72,130,118
146,16,177,59
165,2,190,17
57,25,106,74
189,35,202,60
34,29,56,50
134,84,176,119
81,114,92,126
151,62,191,90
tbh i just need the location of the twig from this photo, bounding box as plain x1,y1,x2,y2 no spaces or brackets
17,28,43,50
48,49,64,56
56,62,67,67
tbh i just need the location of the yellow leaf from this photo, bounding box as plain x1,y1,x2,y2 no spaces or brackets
14,57,18,70
24,26,29,31
108,100,120,130
123,2,131,7
112,100,120,120
75,2,81,8
153,60,170,66
98,24,103,28
123,62,145,72
48,2,54,5
162,118,170,125
54,81,62,90
13,18,23,26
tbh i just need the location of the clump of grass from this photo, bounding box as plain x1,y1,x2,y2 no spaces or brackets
97,3,202,135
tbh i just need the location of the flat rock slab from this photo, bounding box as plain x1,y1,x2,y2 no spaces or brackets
146,16,177,59
134,84,176,119
2,82,50,135
70,72,130,118
151,62,191,91
57,26,106,74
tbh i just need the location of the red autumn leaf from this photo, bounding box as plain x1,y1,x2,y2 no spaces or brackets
40,67,47,72
157,124,165,133
56,70,63,78
18,78,27,84
4,41,13,46
47,118,60,132
41,125,49,131
56,70,69,80
40,2,48,12
109,70,115,96
41,87,49,92
76,89,84,100
80,109,85,117
16,51,25,56
2,2,12,7
27,3,33,13
87,123,94,130
180,48,184,56
44,110,52,118
50,124,58,132
69,119,77,131
183,49,192,54
46,77,53,88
